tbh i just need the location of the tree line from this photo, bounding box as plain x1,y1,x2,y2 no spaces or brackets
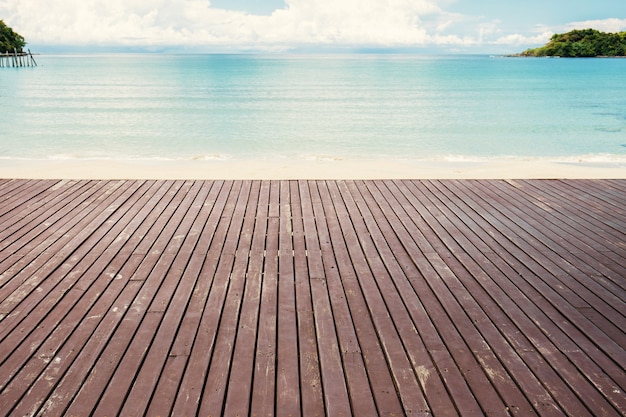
0,20,26,53
520,29,626,57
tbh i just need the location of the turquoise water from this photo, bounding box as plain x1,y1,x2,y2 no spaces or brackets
1,54,625,162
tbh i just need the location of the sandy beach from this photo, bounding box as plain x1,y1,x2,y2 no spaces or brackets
1,158,625,180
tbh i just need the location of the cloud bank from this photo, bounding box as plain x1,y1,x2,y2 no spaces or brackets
1,0,624,51
565,18,626,33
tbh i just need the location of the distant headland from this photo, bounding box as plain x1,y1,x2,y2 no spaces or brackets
1,20,37,67
0,19,26,53
516,28,626,57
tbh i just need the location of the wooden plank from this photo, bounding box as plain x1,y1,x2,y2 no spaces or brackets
0,181,178,390
291,181,325,416
318,180,411,416
0,181,142,329
0,181,162,360
432,180,620,414
0,179,53,208
0,180,62,225
509,180,626,252
168,180,247,416
0,178,32,198
488,180,626,290
567,179,626,210
0,180,129,296
539,180,626,236
116,181,219,417
196,180,256,416
467,180,626,337
326,180,432,416
144,180,228,416
444,180,626,367
354,180,515,417
0,181,94,259
249,180,280,416
1,175,137,311
221,180,267,416
50,180,185,416
364,180,521,416
439,180,625,416
67,182,227,415
272,180,301,417
0,179,623,417
312,181,380,417
509,180,626,282
303,181,354,416
7,181,184,416
0,180,103,272
91,180,207,417
505,180,626,279
396,179,590,416
0,180,150,415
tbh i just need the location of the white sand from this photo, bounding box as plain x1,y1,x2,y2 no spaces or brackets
1,158,625,180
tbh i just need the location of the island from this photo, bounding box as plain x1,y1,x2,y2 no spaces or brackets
0,20,26,53
519,28,626,57
0,20,37,67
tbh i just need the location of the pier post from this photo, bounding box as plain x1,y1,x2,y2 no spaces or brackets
0,50,37,68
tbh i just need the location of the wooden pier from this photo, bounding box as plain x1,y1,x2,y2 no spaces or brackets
0,179,624,416
0,49,37,68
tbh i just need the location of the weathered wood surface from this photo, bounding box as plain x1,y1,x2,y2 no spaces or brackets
0,179,624,416
0,50,37,67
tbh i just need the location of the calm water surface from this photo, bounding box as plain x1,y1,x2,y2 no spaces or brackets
1,54,625,162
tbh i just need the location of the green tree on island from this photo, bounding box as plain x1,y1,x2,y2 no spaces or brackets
521,28,626,57
0,20,26,53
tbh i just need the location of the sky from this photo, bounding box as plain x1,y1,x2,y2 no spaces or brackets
1,0,625,53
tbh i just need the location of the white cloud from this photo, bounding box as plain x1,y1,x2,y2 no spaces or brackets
494,17,626,48
565,18,626,33
493,32,553,46
1,0,444,49
2,1,622,51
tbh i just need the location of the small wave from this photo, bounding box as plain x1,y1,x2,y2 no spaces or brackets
396,154,626,165
0,154,234,162
189,154,232,161
304,155,345,161
2,153,625,165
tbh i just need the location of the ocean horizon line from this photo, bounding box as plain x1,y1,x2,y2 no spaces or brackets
2,153,626,164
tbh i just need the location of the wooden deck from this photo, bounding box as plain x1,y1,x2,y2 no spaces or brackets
0,179,624,416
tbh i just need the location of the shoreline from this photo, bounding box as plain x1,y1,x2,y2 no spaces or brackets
1,158,626,180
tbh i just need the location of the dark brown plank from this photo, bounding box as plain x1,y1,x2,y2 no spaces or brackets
1,180,151,415
168,180,247,416
364,180,526,416
293,180,329,416
437,180,625,416
326,181,434,416
356,179,527,417
221,180,268,416
0,181,165,366
2,180,181,417
467,180,625,339
272,180,301,417
86,181,206,417
249,180,280,416
313,181,380,417
0,179,623,417
395,179,593,416
117,181,219,416
0,180,104,278
144,180,229,416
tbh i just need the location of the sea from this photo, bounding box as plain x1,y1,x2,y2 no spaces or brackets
1,54,625,163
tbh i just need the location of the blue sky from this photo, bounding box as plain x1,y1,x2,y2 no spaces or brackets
1,0,625,53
